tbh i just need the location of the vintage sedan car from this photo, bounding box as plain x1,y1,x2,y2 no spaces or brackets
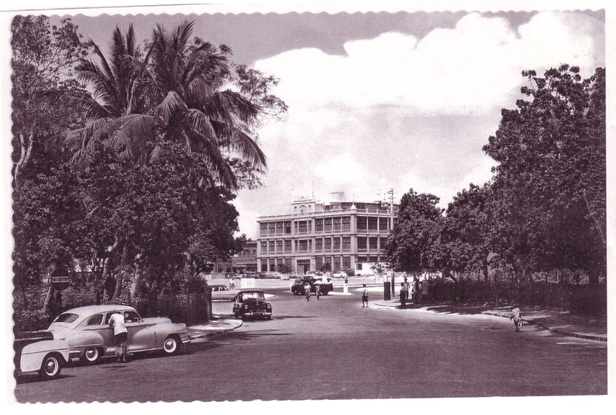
332,271,348,279
47,304,190,364
232,291,272,320
14,330,70,380
210,284,240,301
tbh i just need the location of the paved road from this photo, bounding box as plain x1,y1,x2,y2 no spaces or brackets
14,287,607,402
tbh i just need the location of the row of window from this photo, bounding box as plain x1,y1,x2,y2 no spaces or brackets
259,237,386,255
259,216,391,237
238,249,256,258
259,255,383,272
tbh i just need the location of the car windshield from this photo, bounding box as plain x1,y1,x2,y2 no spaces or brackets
53,312,79,324
241,292,264,300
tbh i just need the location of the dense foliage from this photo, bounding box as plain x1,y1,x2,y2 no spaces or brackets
11,17,285,328
388,66,606,312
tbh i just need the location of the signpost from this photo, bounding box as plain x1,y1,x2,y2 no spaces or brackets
50,267,70,291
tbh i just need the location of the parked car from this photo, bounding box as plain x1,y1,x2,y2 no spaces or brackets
332,271,348,278
14,331,70,380
291,276,333,295
47,304,190,364
210,284,240,301
232,291,272,320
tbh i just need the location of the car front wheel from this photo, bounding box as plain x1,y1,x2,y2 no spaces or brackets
82,347,101,364
163,336,181,355
39,354,62,380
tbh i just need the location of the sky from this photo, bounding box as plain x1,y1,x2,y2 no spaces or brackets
50,10,605,239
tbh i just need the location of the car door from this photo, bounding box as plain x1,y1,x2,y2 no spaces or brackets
124,310,155,351
83,313,114,353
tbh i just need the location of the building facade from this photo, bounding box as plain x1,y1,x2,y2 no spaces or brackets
232,240,258,273
256,195,398,275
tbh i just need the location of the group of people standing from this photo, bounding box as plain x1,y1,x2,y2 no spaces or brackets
398,277,430,305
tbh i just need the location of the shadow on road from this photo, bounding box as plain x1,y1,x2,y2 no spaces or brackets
270,315,319,320
15,373,75,385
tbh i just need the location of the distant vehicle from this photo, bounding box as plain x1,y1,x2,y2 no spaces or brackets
47,305,190,364
266,272,282,279
14,331,70,380
291,276,333,295
332,271,348,278
233,291,272,320
313,276,334,293
210,284,240,301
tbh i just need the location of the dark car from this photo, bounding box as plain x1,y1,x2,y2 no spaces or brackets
291,276,333,295
232,291,272,320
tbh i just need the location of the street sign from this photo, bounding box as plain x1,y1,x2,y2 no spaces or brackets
50,267,70,291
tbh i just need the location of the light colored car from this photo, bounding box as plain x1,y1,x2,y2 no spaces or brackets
47,304,190,364
332,271,348,278
14,331,70,380
210,284,240,301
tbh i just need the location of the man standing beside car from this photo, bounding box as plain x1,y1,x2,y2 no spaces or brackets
109,311,129,363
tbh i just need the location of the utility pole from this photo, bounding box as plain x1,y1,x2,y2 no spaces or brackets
387,188,395,297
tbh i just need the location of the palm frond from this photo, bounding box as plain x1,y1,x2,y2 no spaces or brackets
156,91,187,124
199,134,238,190
227,128,267,170
185,108,217,143
106,114,158,164
205,90,260,127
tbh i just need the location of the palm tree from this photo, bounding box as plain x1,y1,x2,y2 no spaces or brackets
68,20,267,190
75,24,146,119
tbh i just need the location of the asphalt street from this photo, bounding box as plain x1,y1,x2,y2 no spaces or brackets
14,286,607,402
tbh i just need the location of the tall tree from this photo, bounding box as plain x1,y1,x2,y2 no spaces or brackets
69,20,285,190
387,189,443,275
74,24,148,119
483,65,606,284
11,15,89,189
439,183,493,281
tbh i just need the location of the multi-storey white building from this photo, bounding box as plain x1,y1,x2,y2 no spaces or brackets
256,194,398,275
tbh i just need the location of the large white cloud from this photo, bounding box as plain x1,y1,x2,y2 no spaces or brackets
256,11,601,115
235,11,604,238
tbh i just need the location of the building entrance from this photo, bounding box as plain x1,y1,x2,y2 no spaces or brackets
296,260,311,275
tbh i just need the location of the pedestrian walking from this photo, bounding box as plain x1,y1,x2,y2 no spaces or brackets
229,276,235,290
305,282,311,301
109,311,128,363
413,277,420,302
315,284,321,300
361,284,369,307
510,307,522,332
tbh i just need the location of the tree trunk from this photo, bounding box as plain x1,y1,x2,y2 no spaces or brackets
582,189,606,250
130,259,142,299
113,244,131,299
14,131,34,192
42,285,54,312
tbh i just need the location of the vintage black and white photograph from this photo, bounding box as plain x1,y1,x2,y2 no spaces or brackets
2,0,612,409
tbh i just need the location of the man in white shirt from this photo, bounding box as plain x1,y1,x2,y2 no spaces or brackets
109,311,129,362
510,307,522,332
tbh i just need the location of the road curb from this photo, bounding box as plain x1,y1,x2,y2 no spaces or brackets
373,301,607,343
481,312,607,343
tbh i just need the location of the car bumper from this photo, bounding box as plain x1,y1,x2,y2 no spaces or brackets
242,311,272,317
